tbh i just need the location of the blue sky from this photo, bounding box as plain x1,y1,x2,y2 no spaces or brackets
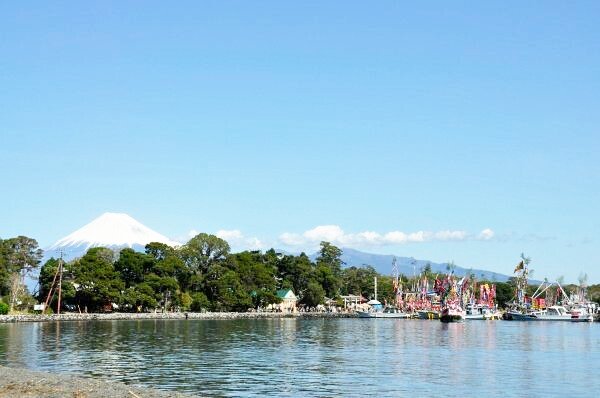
1,2,599,283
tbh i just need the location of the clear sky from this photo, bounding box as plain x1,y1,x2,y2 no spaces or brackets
1,2,599,283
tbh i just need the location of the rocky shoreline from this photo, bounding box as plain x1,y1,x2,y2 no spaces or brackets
0,311,356,323
0,365,192,398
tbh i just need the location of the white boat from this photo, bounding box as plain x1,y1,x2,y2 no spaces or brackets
568,304,595,322
357,306,413,319
465,303,501,320
509,305,593,322
356,275,412,319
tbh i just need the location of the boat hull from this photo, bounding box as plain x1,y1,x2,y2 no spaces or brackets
357,311,412,319
417,310,440,320
464,314,499,320
508,311,593,322
440,308,465,323
440,314,465,323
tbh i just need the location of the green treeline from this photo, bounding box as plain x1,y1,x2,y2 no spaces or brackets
36,235,395,313
2,234,600,314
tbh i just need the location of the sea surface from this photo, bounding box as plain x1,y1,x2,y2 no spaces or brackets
0,318,599,397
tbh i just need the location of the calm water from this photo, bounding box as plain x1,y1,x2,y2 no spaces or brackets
0,319,599,397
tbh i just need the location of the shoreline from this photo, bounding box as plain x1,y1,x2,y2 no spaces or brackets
0,365,191,398
0,311,357,323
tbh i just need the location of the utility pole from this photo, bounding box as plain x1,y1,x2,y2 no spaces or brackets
57,252,64,315
43,250,64,315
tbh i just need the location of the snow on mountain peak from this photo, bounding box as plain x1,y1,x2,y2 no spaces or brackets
49,212,180,250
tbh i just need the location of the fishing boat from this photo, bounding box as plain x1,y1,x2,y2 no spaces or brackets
565,278,597,322
506,255,594,322
358,305,413,318
440,305,465,322
356,263,412,319
509,305,592,322
465,303,500,320
464,283,501,320
568,303,596,322
417,309,440,320
434,273,466,323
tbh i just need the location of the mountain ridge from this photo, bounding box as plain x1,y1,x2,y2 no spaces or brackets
49,212,180,251
310,247,517,282
45,212,518,283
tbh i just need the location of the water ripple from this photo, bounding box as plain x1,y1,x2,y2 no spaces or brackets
0,319,599,397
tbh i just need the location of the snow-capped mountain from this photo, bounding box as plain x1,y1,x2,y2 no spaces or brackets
48,212,180,252
26,212,180,293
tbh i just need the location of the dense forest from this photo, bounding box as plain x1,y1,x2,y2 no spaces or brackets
1,234,599,314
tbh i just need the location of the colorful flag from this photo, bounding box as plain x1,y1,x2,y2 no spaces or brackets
514,260,524,273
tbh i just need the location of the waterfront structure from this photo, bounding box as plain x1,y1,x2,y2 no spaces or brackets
273,289,297,313
340,294,366,311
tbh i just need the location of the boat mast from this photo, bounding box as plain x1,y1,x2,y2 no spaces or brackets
392,257,399,306
374,276,378,302
515,253,530,307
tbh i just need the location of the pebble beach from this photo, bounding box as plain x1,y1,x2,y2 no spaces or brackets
0,366,191,398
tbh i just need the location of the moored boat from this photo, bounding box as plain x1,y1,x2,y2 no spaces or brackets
568,304,595,322
465,303,501,320
506,255,595,322
434,272,466,323
417,309,440,320
356,273,412,319
358,306,413,318
509,305,593,322
440,306,465,323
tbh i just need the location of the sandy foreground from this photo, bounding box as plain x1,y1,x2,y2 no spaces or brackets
0,366,194,398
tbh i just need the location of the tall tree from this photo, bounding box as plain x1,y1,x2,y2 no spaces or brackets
73,248,124,312
180,233,230,276
114,248,154,288
341,265,378,297
277,253,313,299
316,241,343,275
0,236,43,311
231,251,279,308
302,281,325,307
315,242,343,297
145,242,177,261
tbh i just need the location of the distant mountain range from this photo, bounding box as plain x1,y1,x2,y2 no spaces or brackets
311,248,516,282
41,212,519,287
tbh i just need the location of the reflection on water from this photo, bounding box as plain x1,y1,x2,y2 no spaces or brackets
0,319,599,397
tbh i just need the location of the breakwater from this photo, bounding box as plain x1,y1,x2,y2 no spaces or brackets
0,311,356,323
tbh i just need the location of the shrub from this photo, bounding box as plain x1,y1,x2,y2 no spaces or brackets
190,292,209,312
0,302,9,315
180,292,192,311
